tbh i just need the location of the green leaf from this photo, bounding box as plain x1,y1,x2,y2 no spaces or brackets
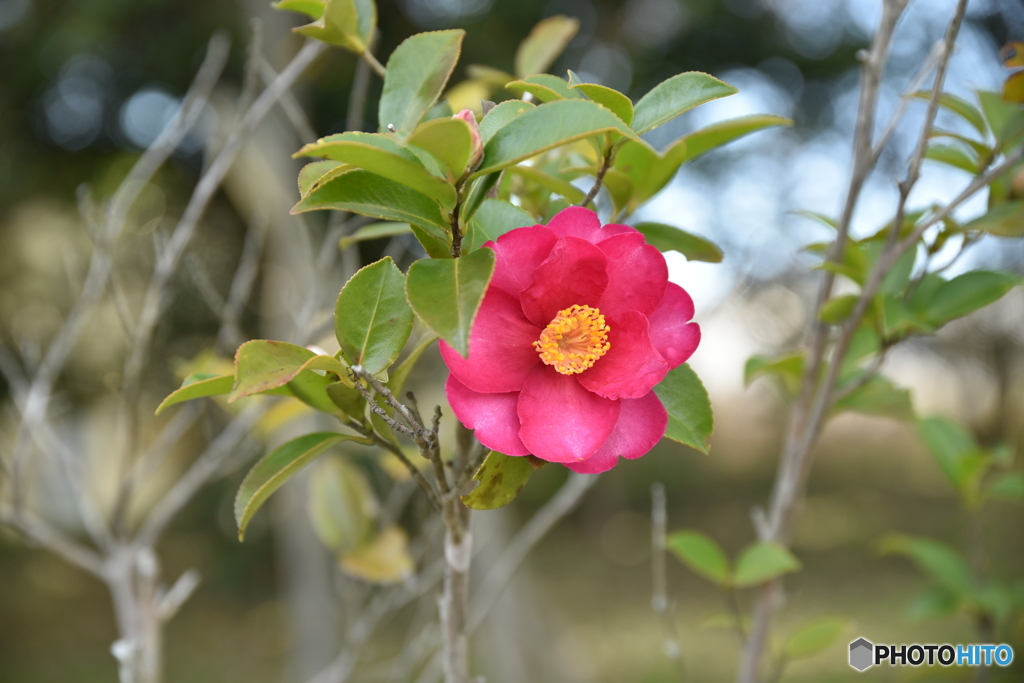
820,294,858,325
565,71,634,125
388,332,439,399
335,257,415,375
633,222,723,263
293,0,363,51
964,201,1024,237
339,524,415,584
514,15,579,78
674,114,792,164
379,30,465,136
666,530,731,585
298,160,344,196
881,296,934,337
792,210,837,230
922,270,1023,326
631,72,737,135
783,618,847,660
478,100,534,144
406,248,495,357
155,373,233,415
978,90,1023,145
733,542,801,588
407,117,474,181
351,0,375,49
471,99,640,179
295,132,457,210
906,586,961,620
229,341,349,402
338,222,413,250
744,352,804,397
833,376,913,421
925,143,979,174
985,473,1024,501
464,198,536,251
292,169,450,258
506,165,586,204
914,91,987,136
461,451,533,510
274,0,326,20
653,363,714,454
236,432,371,541
325,381,366,420
505,74,583,103
308,456,378,554
880,534,974,593
918,416,981,490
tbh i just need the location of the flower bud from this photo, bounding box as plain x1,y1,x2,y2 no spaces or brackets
454,109,484,171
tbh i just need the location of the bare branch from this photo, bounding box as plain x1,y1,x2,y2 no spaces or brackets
650,483,686,681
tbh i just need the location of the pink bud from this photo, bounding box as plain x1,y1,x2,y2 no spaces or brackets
454,109,483,171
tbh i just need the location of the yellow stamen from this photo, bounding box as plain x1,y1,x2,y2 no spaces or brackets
533,304,611,375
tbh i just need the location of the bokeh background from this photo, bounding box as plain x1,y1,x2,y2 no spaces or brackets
2,0,1024,681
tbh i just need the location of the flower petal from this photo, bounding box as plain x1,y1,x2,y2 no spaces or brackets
577,310,669,399
595,222,639,241
486,226,557,296
519,236,609,327
565,391,667,473
545,206,604,241
517,366,620,463
647,282,700,367
446,375,530,456
597,233,668,317
440,287,542,393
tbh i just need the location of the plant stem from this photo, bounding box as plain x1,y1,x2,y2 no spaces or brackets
581,149,612,208
361,48,386,78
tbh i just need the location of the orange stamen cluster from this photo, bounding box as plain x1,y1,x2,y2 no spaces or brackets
533,304,611,375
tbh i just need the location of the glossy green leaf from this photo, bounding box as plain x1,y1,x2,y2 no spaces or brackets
925,143,979,174
325,381,366,420
295,132,456,209
667,530,731,585
834,376,913,421
155,373,233,415
567,70,634,125
388,332,439,399
308,456,378,554
407,117,474,180
506,165,586,204
471,99,640,179
236,432,371,540
292,170,450,258
880,534,974,593
514,15,579,78
922,270,1022,326
633,222,723,263
293,0,363,52
964,201,1024,237
631,72,737,134
274,0,326,20
913,91,987,136
338,222,413,249
653,363,713,454
733,542,801,588
461,451,533,510
379,30,465,136
478,100,534,144
676,114,792,163
335,257,415,375
229,341,349,402
464,198,536,251
351,0,375,49
505,74,582,103
298,160,344,196
783,618,847,659
406,248,495,357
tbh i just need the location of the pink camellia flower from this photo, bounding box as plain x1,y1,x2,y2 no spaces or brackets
441,206,701,473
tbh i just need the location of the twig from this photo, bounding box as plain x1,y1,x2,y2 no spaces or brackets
650,483,686,681
258,59,319,143
580,148,613,208
0,504,107,578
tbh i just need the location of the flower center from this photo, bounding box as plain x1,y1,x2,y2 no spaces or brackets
533,304,611,375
